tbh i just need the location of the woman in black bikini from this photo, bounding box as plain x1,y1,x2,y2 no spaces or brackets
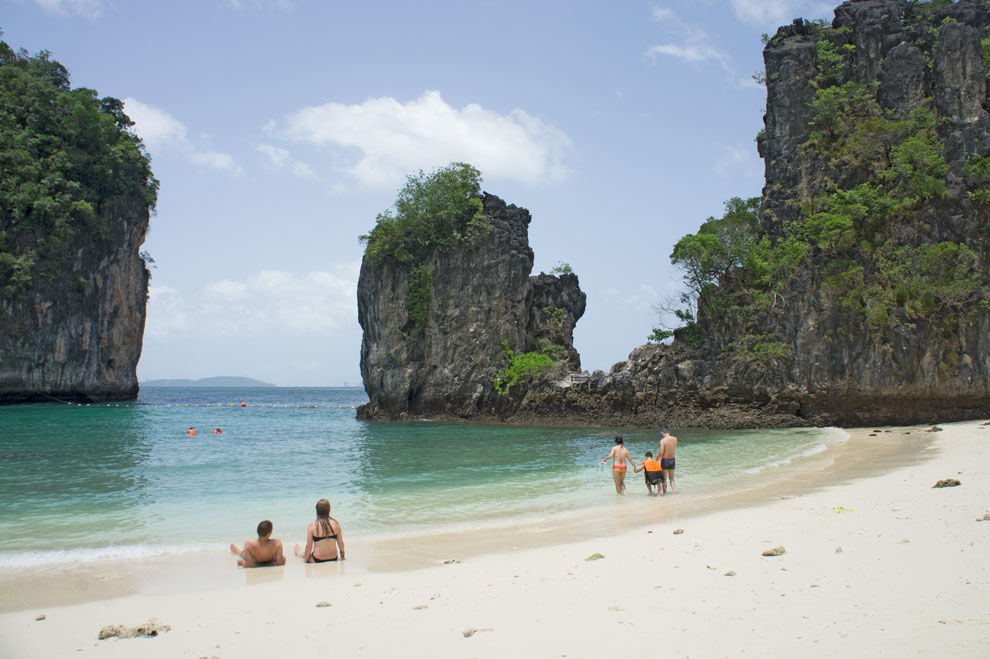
293,498,345,562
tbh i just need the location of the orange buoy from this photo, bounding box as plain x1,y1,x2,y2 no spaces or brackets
188,427,197,436
240,402,246,407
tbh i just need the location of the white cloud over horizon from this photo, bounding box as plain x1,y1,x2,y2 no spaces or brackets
145,262,360,342
272,90,573,190
123,98,242,176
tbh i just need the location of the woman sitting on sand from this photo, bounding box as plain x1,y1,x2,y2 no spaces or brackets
294,498,345,562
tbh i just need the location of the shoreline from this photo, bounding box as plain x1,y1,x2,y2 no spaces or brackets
2,419,987,656
0,424,931,613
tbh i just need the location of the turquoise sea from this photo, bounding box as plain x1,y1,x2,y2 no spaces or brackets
0,387,847,570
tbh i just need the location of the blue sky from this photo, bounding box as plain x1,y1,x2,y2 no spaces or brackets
4,0,836,386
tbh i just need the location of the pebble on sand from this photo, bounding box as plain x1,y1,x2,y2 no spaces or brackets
932,478,961,488
315,601,331,608
762,546,786,557
98,621,171,640
463,627,493,638
585,552,605,561
673,528,684,535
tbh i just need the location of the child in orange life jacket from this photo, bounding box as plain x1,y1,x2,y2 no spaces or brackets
634,451,663,496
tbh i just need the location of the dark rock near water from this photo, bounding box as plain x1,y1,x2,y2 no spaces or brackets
1,196,150,404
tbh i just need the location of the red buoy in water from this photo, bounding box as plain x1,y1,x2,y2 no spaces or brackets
240,402,246,407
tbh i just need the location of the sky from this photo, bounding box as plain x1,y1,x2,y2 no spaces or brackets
4,0,837,386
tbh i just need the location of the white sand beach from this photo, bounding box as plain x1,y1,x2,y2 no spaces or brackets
2,419,988,658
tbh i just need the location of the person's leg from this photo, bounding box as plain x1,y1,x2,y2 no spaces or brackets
668,470,675,494
612,468,623,494
619,470,627,495
660,472,668,494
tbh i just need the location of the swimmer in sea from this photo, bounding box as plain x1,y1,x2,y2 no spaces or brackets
601,435,633,495
230,520,286,567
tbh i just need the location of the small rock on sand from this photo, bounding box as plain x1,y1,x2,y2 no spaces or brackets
442,558,460,564
976,513,990,522
413,605,428,610
98,621,170,640
835,546,843,553
724,571,736,577
932,478,961,488
673,529,684,535
35,614,45,621
315,601,331,608
762,546,786,557
585,552,605,561
927,426,943,433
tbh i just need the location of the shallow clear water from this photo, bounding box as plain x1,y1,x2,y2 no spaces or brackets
0,387,845,568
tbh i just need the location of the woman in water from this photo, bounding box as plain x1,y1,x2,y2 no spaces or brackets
294,498,345,562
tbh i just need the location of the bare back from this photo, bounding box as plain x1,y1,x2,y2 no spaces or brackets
659,434,678,460
608,444,633,467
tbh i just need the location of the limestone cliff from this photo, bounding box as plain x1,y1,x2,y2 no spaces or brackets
0,43,156,403
357,193,585,420
358,0,990,428
520,0,990,428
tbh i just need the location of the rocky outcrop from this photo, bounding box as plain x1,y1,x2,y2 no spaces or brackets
359,0,990,427
357,193,585,420
0,197,151,403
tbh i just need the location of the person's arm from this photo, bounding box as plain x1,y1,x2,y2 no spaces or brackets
294,523,314,560
633,460,645,473
335,520,345,560
601,446,615,464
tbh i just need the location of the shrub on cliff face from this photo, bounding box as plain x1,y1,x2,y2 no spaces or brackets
360,162,490,265
0,39,158,297
493,339,564,396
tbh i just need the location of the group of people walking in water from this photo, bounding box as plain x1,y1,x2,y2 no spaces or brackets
601,428,678,496
231,430,677,568
230,498,344,567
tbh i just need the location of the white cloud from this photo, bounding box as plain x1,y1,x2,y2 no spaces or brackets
33,0,102,18
145,262,360,342
272,90,572,190
645,12,734,78
713,142,763,178
727,0,836,27
651,6,675,22
257,143,317,179
123,98,242,175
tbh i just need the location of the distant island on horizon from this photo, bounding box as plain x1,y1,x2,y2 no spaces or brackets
141,376,278,388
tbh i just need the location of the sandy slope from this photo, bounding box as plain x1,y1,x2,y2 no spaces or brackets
2,420,988,658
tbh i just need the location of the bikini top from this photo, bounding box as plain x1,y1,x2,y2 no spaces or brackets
313,520,337,541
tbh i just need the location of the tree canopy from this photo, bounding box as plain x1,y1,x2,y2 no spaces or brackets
359,162,489,265
0,39,158,296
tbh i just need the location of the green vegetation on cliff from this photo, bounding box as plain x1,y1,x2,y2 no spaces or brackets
360,162,490,265
0,38,158,296
360,162,491,334
666,14,988,356
493,339,563,396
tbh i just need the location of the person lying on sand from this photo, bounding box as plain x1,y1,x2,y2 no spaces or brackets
634,451,663,496
294,498,346,563
601,436,633,495
230,520,286,567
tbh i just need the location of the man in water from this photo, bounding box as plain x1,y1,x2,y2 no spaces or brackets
601,435,633,495
230,520,286,567
658,428,678,494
